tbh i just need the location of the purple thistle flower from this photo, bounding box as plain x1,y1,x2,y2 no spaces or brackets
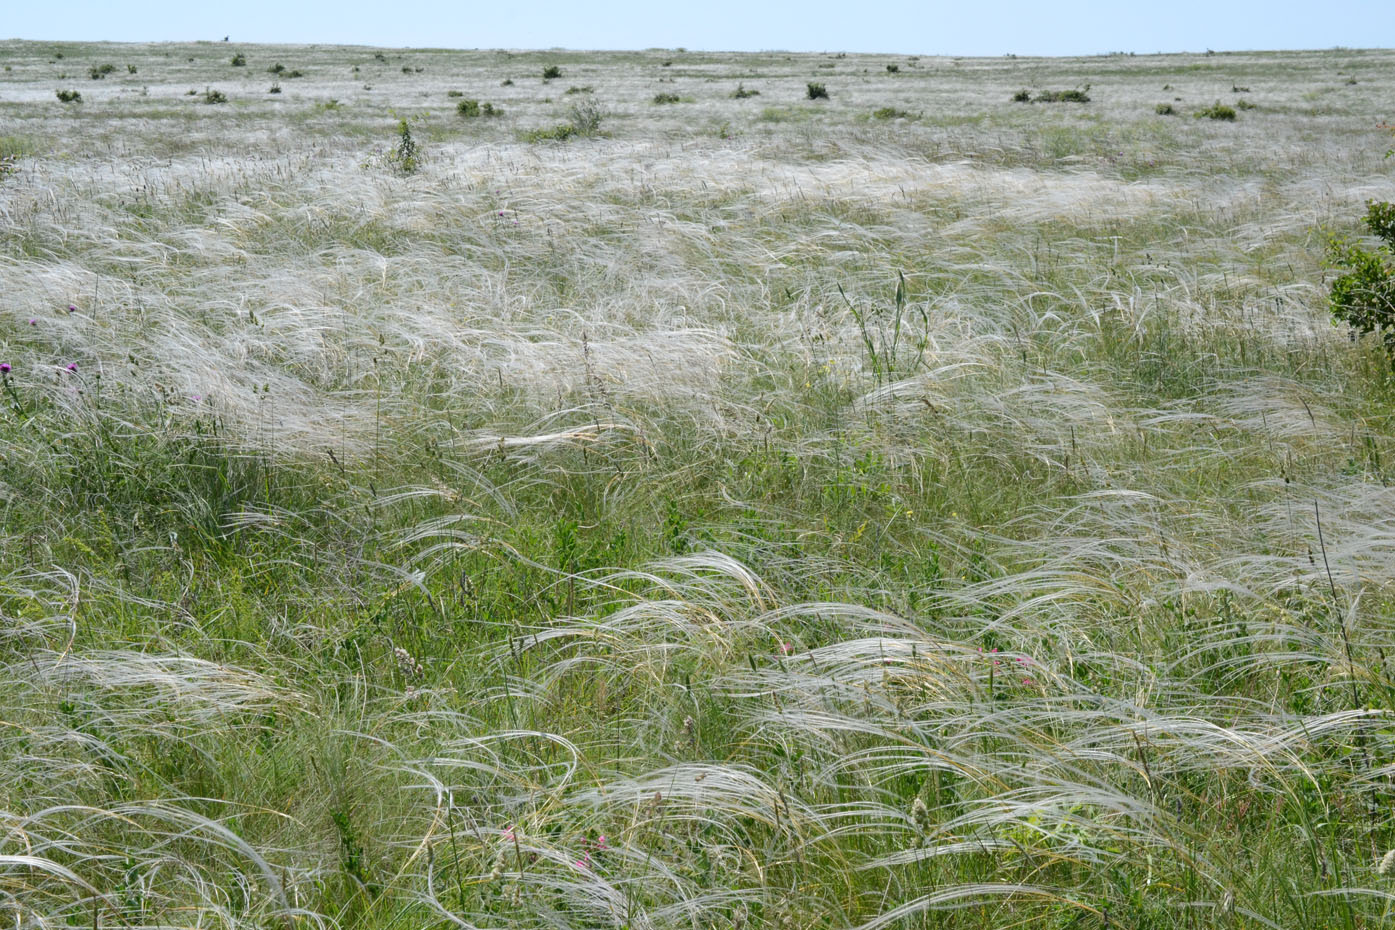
0,363,11,374
28,319,37,326
67,305,77,313
66,362,78,372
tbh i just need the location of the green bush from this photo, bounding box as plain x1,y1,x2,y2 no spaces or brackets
652,92,680,104
127,64,137,74
1012,89,1032,102
1327,200,1395,359
56,89,81,103
542,65,562,80
446,90,463,97
203,88,228,104
268,83,281,94
456,99,501,117
267,63,285,74
1034,87,1090,103
1195,102,1236,120
732,83,759,99
886,64,899,73
388,118,420,174
1155,103,1175,115
806,82,828,100
1235,98,1257,110
564,85,593,95
231,53,246,67
88,63,115,80
871,106,913,120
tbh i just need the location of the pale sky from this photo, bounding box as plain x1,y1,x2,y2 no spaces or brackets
4,1,1392,56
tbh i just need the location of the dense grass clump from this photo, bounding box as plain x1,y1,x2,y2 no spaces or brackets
2,39,1395,930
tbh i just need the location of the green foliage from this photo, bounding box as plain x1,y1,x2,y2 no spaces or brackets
456,99,501,117
55,88,81,103
563,85,593,95
732,82,759,99
652,92,681,104
387,117,420,173
1235,98,1257,110
886,63,899,73
268,83,281,94
202,88,228,104
446,89,462,97
806,82,828,100
1033,86,1091,102
127,64,137,74
1195,102,1236,120
1012,89,1032,102
1327,200,1395,359
871,106,914,120
88,63,115,80
1155,103,1175,115
230,53,246,67
267,63,285,74
542,65,562,80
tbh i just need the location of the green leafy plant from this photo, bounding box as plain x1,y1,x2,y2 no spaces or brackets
652,92,680,104
871,106,914,120
56,89,81,103
564,85,593,95
542,65,562,80
456,99,501,117
203,88,228,104
88,63,115,80
231,53,246,67
1235,98,1257,110
1327,200,1395,359
1155,103,1176,115
388,117,420,173
886,64,899,73
268,83,281,94
806,82,828,100
446,90,463,97
1195,102,1236,120
1034,86,1090,102
127,64,137,74
732,83,759,99
1012,89,1032,102
267,63,285,75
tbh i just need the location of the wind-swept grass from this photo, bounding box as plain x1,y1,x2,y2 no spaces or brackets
1,38,1395,930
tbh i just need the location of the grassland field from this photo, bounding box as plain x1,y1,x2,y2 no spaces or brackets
2,38,1395,930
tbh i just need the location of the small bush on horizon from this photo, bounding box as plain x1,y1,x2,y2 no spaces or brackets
203,88,228,104
542,65,562,80
871,106,914,120
1034,86,1090,103
127,64,137,74
806,82,828,100
1012,89,1032,102
1155,103,1176,115
1236,98,1257,110
886,64,899,73
446,90,463,97
732,83,759,98
267,63,285,74
501,78,514,86
457,99,502,117
564,85,593,95
88,63,115,80
231,53,246,67
268,83,281,94
56,89,81,103
652,92,680,104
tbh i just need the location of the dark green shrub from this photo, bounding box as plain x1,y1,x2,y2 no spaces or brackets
501,78,514,86
542,65,562,80
871,106,913,120
1231,84,1249,92
388,118,420,173
1035,87,1090,102
268,83,281,94
286,69,305,79
1328,201,1395,358
373,53,387,63
88,63,115,80
652,92,680,104
1235,98,1256,110
732,83,759,99
1012,89,1032,102
203,88,228,104
886,64,899,73
806,82,828,100
56,89,81,103
564,85,593,95
446,90,463,97
456,98,479,116
267,63,285,74
1155,103,1175,115
230,53,246,67
1195,102,1236,120
127,64,137,74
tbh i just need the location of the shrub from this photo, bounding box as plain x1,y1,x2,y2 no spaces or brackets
542,65,562,80
1155,103,1175,115
88,63,115,80
1327,200,1395,359
652,92,680,104
1235,98,1257,110
1195,102,1236,120
871,106,913,120
373,52,387,62
446,90,463,97
886,64,899,73
267,63,285,74
564,85,593,95
1231,84,1250,92
388,118,420,174
525,95,603,143
56,89,81,103
231,53,246,67
203,88,228,104
457,99,502,117
285,69,305,79
501,78,514,86
732,83,759,99
1035,87,1090,103
268,83,281,94
806,82,828,100
1012,89,1032,102
127,64,137,74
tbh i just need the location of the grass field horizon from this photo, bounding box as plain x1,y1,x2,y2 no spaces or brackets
3,38,1395,930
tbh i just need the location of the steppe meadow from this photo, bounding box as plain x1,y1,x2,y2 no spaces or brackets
2,38,1395,929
